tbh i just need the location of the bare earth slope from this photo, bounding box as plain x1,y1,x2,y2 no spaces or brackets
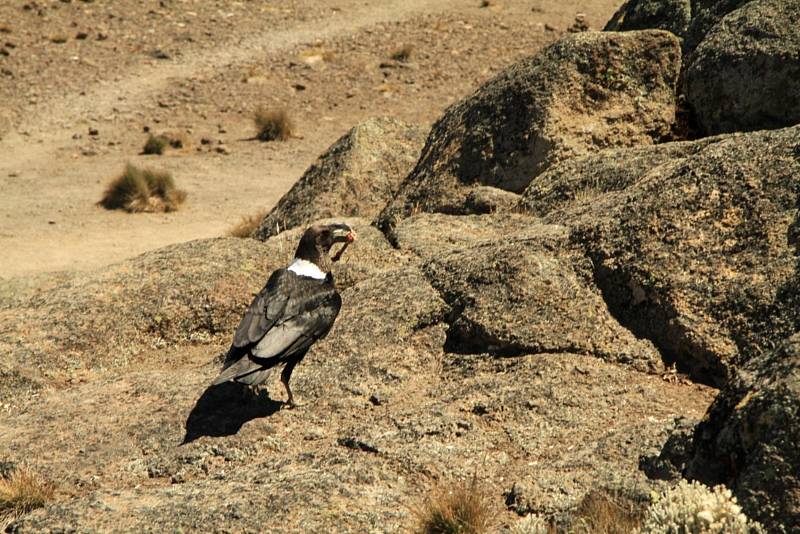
0,0,615,278
0,1,733,533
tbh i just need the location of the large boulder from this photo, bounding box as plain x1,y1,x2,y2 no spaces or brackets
253,117,426,240
684,0,800,135
386,212,549,261
518,136,722,217
604,0,692,41
423,228,662,372
376,30,681,231
519,125,800,386
684,0,755,53
686,332,800,532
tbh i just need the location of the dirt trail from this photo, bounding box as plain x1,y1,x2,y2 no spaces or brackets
0,0,616,278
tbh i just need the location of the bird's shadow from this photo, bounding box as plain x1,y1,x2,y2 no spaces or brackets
181,382,282,445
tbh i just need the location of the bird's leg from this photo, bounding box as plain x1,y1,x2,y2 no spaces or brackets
280,360,300,408
281,377,295,408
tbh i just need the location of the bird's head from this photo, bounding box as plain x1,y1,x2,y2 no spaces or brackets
294,223,357,272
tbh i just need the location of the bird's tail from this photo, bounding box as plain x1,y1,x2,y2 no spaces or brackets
211,356,271,386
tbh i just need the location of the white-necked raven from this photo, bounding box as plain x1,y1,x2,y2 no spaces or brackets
211,223,356,406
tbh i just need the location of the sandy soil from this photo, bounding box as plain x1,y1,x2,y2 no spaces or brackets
0,0,620,278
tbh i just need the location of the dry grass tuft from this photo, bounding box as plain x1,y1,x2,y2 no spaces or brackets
142,132,188,155
254,107,293,142
567,490,643,534
390,44,414,62
143,134,168,155
415,476,493,534
0,467,54,527
99,163,187,213
226,209,268,238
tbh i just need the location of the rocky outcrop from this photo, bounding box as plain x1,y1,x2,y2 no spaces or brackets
423,229,661,372
684,0,800,135
520,125,800,386
254,117,426,240
604,0,692,41
0,219,404,384
518,136,721,217
376,30,681,231
684,0,754,53
686,332,800,532
387,212,546,260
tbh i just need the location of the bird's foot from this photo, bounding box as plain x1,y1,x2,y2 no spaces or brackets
282,395,300,409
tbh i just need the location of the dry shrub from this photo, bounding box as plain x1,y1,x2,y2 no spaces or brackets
49,34,68,44
254,107,293,141
142,132,188,155
143,134,168,155
567,490,643,534
0,467,54,527
415,476,493,534
226,209,268,238
99,163,187,213
390,44,414,62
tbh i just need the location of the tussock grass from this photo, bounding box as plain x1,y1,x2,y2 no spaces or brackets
226,209,268,238
390,44,414,62
567,490,643,534
254,107,293,142
0,467,54,527
142,132,188,155
143,134,168,155
99,163,187,213
415,476,493,534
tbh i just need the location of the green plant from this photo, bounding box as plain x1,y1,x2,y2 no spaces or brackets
99,163,186,213
509,514,553,534
254,107,293,141
640,480,764,533
0,467,54,528
415,476,492,534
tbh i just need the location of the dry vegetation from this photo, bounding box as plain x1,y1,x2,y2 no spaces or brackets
99,163,187,213
142,132,188,155
390,44,414,62
226,209,269,238
254,107,294,141
142,134,168,155
415,476,493,534
563,489,644,534
0,467,54,528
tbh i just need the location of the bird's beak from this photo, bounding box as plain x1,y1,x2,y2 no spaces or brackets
332,226,357,243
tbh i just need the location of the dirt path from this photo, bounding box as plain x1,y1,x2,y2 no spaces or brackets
0,0,619,278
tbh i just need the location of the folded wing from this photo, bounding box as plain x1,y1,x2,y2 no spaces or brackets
211,269,341,386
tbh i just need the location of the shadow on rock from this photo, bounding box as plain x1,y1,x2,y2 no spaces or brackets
182,382,282,444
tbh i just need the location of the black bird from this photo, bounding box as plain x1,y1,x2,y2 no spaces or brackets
211,223,356,406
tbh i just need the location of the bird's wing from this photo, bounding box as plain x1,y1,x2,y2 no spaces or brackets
230,269,292,349
212,270,341,385
250,289,341,360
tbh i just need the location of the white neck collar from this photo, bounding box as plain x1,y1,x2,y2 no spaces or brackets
287,258,327,280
